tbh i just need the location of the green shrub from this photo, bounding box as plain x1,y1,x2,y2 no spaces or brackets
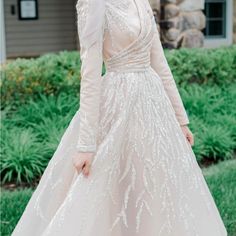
0,93,79,184
0,127,48,184
1,47,236,184
3,92,79,129
1,51,81,108
192,124,235,162
182,84,236,163
166,45,236,86
1,84,236,184
1,46,235,108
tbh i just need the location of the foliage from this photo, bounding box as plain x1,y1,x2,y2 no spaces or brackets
0,127,48,184
180,84,236,163
0,47,235,184
166,45,236,86
1,46,236,108
1,51,81,108
1,93,79,184
1,84,236,184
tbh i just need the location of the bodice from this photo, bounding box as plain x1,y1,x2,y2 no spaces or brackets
75,0,190,153
103,0,156,72
104,0,155,72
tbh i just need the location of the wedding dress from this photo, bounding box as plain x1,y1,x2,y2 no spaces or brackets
12,0,227,235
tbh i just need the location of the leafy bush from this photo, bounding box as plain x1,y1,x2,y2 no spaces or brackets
1,46,236,108
192,124,235,162
3,92,79,128
181,84,236,163
1,47,235,184
1,93,79,184
1,83,236,184
0,127,48,184
166,45,236,86
1,51,81,108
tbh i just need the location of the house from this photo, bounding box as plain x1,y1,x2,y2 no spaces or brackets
156,0,235,48
0,0,235,63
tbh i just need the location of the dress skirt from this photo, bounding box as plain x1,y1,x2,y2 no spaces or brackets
12,67,227,236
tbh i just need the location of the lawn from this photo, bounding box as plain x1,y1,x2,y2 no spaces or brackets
1,159,236,236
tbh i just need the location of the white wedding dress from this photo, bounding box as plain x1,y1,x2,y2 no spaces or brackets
12,0,227,235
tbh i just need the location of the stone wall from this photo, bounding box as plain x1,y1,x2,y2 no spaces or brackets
158,0,206,48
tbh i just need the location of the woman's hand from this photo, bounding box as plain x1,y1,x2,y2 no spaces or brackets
72,152,94,177
180,125,194,146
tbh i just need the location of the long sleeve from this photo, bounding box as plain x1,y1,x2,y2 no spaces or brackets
150,25,189,126
76,0,104,153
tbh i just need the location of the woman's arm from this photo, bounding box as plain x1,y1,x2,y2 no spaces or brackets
150,23,189,126
76,0,104,153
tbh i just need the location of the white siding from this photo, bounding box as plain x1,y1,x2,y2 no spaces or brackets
4,0,78,58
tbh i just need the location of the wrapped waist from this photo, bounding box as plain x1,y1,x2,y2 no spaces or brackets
105,55,151,73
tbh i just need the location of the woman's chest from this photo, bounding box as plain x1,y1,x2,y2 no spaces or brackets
103,0,153,58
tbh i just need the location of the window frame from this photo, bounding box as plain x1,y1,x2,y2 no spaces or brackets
204,0,233,48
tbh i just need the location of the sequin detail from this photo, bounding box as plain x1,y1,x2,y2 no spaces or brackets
11,0,227,235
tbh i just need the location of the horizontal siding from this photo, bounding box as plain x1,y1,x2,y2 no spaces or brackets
8,44,76,58
4,0,78,58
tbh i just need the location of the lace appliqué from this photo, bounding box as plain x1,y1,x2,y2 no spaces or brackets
104,0,141,49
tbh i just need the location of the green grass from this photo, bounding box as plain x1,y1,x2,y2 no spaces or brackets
0,188,33,236
203,160,236,235
1,160,236,236
1,93,79,184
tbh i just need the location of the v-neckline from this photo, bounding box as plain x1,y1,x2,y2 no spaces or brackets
106,0,145,63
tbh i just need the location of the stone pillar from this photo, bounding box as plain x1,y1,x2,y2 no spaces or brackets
160,0,206,48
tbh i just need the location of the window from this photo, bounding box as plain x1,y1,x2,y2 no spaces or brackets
203,0,226,38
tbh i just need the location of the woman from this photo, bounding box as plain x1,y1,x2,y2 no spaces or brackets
12,0,227,235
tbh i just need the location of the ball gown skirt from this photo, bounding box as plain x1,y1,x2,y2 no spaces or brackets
12,67,227,236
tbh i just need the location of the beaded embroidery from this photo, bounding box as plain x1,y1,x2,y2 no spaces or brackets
12,0,226,235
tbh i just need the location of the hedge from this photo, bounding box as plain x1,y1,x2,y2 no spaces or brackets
1,46,236,108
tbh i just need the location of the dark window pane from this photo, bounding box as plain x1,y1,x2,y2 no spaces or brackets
208,3,223,18
208,20,224,36
203,1,226,37
205,0,225,3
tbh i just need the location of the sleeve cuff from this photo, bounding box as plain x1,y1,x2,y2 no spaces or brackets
177,116,190,126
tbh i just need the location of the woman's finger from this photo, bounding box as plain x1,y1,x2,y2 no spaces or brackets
188,133,194,146
74,160,84,175
82,161,91,177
